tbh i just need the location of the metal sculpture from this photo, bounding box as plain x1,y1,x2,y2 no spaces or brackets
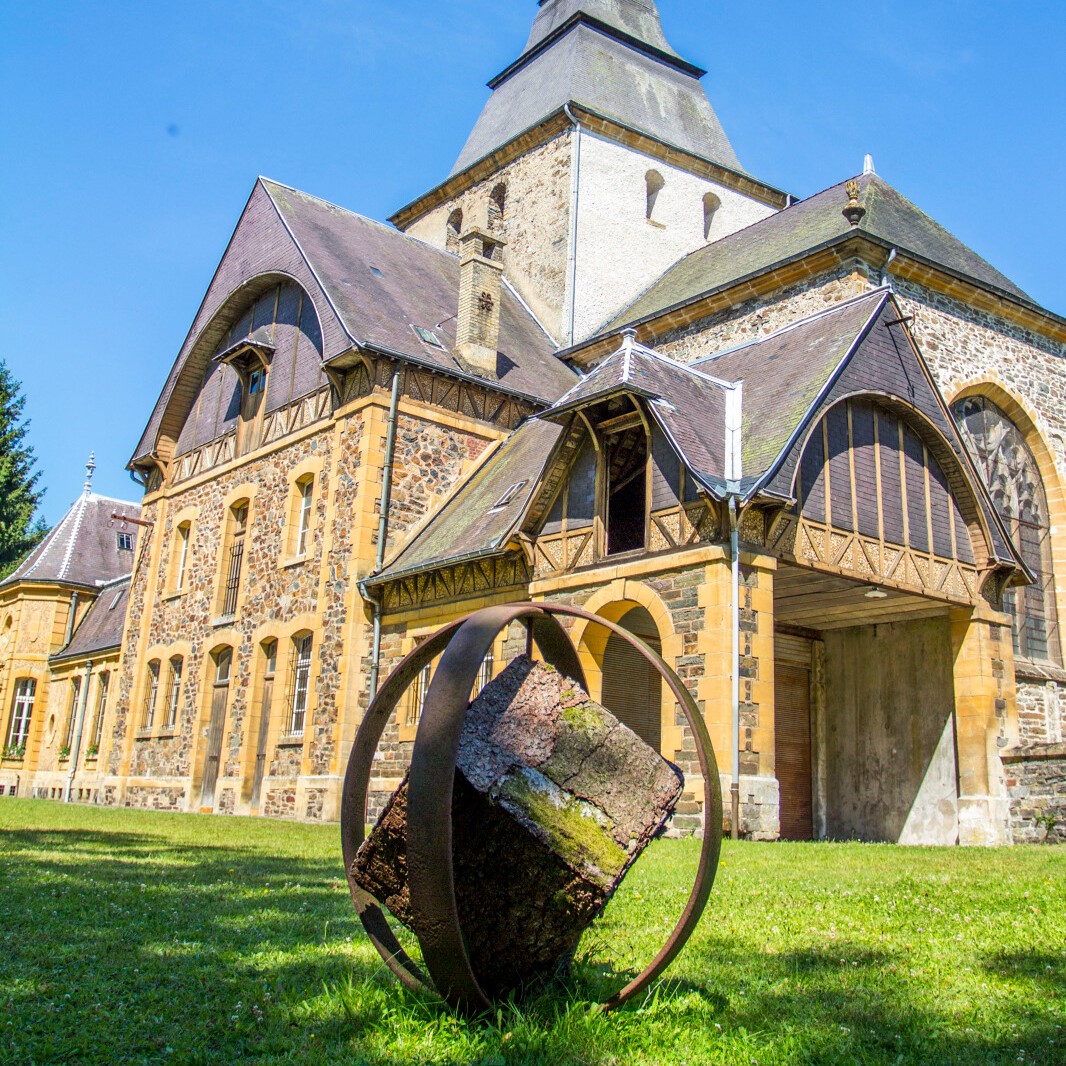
340,602,722,1015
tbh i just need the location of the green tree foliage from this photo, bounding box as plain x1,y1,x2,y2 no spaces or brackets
0,359,47,579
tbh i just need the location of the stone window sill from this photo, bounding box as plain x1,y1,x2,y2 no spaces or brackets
277,735,305,748
135,729,154,740
1015,657,1066,684
163,590,188,603
280,554,309,571
155,730,178,740
212,613,237,629
0,757,25,766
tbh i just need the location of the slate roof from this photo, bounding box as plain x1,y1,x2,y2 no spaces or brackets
548,335,733,486
372,288,1023,583
51,578,130,663
695,290,888,484
1,493,142,591
376,419,564,581
452,21,742,176
262,182,574,400
133,180,576,466
606,173,1037,331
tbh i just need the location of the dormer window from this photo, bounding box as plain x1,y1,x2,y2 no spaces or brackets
215,340,273,455
117,532,135,551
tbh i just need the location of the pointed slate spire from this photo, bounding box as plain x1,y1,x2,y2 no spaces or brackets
452,0,743,175
525,0,683,63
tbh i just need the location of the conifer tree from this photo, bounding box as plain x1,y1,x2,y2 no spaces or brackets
0,359,47,579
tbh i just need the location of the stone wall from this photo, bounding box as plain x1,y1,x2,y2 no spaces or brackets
1003,745,1066,844
107,387,501,821
403,135,574,343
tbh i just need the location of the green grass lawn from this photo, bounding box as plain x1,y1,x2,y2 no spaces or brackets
1,800,1063,1065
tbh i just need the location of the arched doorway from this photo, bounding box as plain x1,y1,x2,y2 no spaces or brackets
599,606,663,753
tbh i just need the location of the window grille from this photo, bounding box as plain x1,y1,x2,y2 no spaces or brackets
407,662,432,727
164,658,183,730
289,634,313,736
140,662,160,730
472,653,494,700
222,505,248,617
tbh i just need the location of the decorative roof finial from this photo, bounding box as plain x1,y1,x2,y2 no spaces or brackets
863,153,876,175
843,180,866,228
84,452,96,496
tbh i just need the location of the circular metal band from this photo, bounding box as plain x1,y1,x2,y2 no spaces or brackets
340,602,722,1016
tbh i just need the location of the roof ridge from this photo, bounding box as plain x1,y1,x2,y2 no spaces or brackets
259,177,464,262
694,286,890,367
56,495,90,581
626,337,736,389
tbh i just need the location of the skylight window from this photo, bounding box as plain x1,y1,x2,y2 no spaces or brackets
489,480,529,511
414,326,444,349
370,266,384,277
109,591,123,611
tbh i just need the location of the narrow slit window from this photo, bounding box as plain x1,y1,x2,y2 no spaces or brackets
288,634,313,737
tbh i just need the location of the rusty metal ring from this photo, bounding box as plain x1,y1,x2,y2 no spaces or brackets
341,602,722,1016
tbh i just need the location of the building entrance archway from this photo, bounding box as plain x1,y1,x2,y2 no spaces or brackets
599,605,663,753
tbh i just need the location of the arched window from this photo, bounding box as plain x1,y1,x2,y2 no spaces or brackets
294,475,314,557
952,395,1061,663
288,633,313,737
140,661,160,731
220,500,250,618
488,183,507,229
5,679,36,754
446,208,463,253
200,647,232,808
645,170,665,220
164,656,183,730
703,192,721,240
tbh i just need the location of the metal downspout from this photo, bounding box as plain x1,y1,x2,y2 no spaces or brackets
729,497,741,840
563,104,583,347
63,592,79,647
367,366,403,702
64,660,93,803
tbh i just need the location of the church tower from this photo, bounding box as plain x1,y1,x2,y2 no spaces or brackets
392,0,789,345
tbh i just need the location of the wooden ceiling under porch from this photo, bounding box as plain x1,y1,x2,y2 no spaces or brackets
773,565,954,632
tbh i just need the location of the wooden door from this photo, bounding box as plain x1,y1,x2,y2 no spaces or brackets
200,652,231,809
775,661,813,840
600,606,662,753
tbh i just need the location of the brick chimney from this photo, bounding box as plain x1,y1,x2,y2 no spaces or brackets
455,228,505,381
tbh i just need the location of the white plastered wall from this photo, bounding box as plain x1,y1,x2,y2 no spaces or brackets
569,132,777,342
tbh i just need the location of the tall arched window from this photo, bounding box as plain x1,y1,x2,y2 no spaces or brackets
952,395,1061,664
645,170,665,220
488,183,507,229
446,208,463,253
703,192,721,239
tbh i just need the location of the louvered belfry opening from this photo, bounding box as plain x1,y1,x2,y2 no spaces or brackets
599,605,663,753
606,425,648,555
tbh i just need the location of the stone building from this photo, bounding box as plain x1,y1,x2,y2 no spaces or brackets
0,458,141,801
8,0,1064,843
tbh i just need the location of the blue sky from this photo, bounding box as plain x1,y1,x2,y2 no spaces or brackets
2,0,1063,526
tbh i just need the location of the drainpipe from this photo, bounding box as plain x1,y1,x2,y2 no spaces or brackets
563,104,583,347
880,247,898,288
63,592,79,647
366,365,403,703
723,380,744,841
728,497,741,841
64,660,93,803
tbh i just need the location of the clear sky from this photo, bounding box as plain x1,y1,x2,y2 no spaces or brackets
2,0,1063,526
